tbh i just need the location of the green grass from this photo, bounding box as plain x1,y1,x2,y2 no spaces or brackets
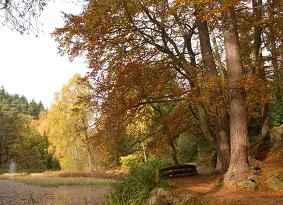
13,176,115,187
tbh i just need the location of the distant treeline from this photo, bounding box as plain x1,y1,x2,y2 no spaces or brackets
0,87,59,172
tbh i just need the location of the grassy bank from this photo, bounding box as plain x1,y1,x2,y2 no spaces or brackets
44,170,126,180
13,176,115,187
0,171,119,187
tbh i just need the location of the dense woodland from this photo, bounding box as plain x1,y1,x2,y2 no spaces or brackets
0,0,283,187
0,87,59,171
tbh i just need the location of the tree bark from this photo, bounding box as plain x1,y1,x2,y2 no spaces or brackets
220,1,250,181
252,0,263,74
183,31,216,148
82,117,94,171
196,17,230,172
252,0,270,137
141,142,147,162
196,102,215,143
269,28,281,100
261,103,270,137
210,25,226,83
169,137,179,165
267,0,281,100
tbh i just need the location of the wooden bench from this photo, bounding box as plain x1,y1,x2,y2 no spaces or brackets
159,164,198,179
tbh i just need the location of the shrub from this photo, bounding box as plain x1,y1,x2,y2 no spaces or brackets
271,101,283,127
177,134,198,163
0,169,8,174
105,159,169,205
120,154,143,170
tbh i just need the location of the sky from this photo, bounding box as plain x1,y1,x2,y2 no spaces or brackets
0,1,89,108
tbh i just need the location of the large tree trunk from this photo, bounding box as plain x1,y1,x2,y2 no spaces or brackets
215,113,230,171
220,1,250,181
196,16,230,172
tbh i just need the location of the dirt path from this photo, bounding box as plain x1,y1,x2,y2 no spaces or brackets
171,174,283,205
0,180,108,205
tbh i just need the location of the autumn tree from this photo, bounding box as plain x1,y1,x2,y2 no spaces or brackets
194,2,230,171
53,0,232,170
53,0,282,179
146,102,199,165
44,74,97,171
219,0,250,181
89,61,191,165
